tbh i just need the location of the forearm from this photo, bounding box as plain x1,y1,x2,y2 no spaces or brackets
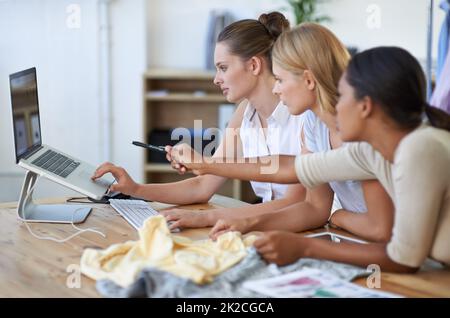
331,210,389,243
201,155,299,184
210,195,305,224
304,238,417,273
294,145,376,188
249,200,330,233
133,175,221,205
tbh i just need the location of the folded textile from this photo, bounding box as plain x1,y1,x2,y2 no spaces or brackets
96,248,368,298
81,215,257,287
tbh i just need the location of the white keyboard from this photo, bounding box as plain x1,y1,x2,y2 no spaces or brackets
109,199,180,233
109,199,159,230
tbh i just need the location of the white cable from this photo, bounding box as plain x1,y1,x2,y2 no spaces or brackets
19,174,106,243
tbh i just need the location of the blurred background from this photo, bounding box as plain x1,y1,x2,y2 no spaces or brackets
0,0,446,202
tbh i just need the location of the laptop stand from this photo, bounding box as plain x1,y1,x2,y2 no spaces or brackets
17,170,92,224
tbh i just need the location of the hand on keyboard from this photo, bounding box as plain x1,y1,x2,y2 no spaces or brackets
109,199,180,233
168,222,181,233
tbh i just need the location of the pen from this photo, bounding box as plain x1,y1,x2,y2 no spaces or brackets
132,141,166,152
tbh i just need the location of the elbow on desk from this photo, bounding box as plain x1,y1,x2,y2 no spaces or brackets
381,247,420,274
369,226,392,244
195,191,215,204
192,178,218,204
386,262,419,274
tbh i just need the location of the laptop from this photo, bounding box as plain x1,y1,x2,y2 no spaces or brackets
9,67,115,200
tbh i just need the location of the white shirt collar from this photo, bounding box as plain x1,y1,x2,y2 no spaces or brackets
243,101,290,125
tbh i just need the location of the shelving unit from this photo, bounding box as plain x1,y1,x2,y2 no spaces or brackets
142,69,257,202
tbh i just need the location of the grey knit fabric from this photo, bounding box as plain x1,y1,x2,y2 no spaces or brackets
96,248,368,298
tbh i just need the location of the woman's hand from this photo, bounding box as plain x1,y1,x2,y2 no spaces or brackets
253,231,307,266
209,217,254,240
169,143,207,175
91,162,139,195
159,208,213,230
165,145,187,174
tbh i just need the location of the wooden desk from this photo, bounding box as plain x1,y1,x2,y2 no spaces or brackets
0,196,449,298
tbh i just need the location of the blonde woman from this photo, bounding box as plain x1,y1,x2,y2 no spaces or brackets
92,12,307,228
170,23,394,243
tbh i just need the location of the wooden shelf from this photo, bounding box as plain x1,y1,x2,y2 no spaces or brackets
145,68,217,79
146,93,226,102
142,68,257,203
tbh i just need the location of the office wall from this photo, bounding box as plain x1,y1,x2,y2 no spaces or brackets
320,0,445,63
109,0,147,181
147,0,445,69
147,0,290,69
0,0,146,202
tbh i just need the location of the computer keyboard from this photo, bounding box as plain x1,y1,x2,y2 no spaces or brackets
109,199,180,232
31,149,80,178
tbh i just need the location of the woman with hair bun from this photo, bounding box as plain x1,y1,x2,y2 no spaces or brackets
93,12,308,229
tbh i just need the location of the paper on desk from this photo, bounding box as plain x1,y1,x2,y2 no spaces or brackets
243,268,402,298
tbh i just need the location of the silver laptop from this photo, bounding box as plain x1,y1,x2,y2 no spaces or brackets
9,67,115,200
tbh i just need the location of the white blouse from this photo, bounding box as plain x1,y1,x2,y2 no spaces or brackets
240,101,304,202
302,110,367,213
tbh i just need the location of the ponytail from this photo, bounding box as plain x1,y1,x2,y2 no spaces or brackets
425,104,450,131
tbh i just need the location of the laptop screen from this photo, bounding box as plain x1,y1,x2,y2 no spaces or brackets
9,68,42,163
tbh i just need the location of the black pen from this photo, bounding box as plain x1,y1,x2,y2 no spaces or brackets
132,141,166,153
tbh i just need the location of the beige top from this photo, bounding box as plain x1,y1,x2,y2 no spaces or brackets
294,125,450,268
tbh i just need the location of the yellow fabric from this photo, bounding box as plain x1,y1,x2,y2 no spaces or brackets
80,215,256,287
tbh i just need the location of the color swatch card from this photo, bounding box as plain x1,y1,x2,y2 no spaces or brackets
243,268,402,298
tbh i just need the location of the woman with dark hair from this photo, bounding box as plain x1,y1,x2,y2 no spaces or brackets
171,46,450,272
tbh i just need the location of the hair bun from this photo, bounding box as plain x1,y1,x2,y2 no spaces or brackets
258,12,290,39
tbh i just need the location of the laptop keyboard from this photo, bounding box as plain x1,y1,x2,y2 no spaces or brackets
109,199,180,232
31,149,80,178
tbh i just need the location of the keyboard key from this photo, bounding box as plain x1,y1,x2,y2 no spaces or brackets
54,159,73,175
60,162,79,178
48,156,66,172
